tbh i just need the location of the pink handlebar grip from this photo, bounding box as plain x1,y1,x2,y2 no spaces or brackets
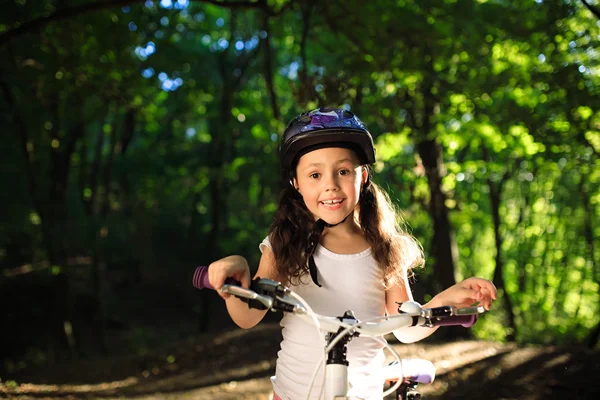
432,314,478,328
192,266,240,290
193,266,212,289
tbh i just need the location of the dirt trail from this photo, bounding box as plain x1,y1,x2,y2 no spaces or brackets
1,323,598,399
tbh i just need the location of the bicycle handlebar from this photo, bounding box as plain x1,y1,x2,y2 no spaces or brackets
193,266,482,330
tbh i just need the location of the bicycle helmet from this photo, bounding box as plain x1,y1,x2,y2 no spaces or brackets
280,107,376,171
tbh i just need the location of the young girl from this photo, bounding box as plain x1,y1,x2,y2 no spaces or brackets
206,108,497,400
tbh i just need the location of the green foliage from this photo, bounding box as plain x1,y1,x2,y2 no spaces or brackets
1,0,599,371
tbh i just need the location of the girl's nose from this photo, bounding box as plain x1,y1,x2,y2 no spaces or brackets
323,174,340,191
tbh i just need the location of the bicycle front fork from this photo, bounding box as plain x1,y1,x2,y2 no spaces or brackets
397,381,422,400
333,381,422,400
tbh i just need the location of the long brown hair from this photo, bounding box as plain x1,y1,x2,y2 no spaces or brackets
268,167,424,289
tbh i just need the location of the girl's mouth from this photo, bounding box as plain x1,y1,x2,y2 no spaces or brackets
320,198,344,209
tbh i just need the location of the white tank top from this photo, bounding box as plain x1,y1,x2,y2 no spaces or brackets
260,237,387,400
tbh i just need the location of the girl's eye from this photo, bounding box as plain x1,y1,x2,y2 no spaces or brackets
338,169,350,176
309,173,321,179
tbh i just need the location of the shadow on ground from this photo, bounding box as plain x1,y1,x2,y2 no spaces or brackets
1,323,599,400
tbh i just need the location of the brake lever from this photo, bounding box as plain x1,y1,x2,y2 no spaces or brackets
223,277,296,312
251,277,288,295
419,305,486,328
221,284,274,309
454,305,486,315
251,277,299,312
422,305,486,319
193,266,296,311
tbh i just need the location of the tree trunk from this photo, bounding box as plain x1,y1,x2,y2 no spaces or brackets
3,77,84,359
417,139,457,292
579,166,598,347
417,138,463,339
488,174,517,342
92,226,108,354
587,320,600,348
199,10,261,333
261,8,280,122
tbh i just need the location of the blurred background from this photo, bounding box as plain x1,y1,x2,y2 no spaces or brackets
1,0,599,398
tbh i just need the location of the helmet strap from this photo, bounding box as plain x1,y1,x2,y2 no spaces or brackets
308,212,353,287
318,215,349,229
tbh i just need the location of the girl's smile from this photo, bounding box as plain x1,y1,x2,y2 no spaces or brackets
319,197,345,210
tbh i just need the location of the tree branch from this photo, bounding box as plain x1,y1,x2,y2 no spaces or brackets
1,257,93,279
580,0,600,20
321,3,377,68
205,0,292,16
0,0,293,46
0,0,138,46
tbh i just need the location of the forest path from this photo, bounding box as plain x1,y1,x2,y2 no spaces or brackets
2,323,598,399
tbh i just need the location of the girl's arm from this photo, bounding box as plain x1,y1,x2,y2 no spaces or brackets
426,277,497,311
385,275,440,343
208,247,284,329
386,275,497,343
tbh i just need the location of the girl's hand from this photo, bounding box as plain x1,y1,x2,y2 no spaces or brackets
208,255,251,300
433,277,497,310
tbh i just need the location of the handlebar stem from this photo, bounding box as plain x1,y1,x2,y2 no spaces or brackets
326,311,359,366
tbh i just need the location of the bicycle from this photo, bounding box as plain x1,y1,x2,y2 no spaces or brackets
193,266,484,400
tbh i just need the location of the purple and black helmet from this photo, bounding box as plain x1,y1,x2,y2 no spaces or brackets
280,107,376,170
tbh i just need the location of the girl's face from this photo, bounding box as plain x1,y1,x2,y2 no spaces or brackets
293,147,368,224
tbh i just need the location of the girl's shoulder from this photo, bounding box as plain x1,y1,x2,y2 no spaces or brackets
259,235,272,253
